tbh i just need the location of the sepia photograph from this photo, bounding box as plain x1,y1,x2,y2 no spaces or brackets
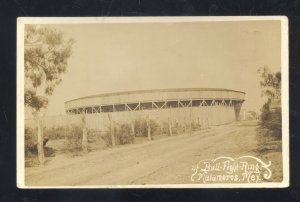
17,17,289,188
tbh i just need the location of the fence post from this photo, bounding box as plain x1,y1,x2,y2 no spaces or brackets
82,112,88,153
108,113,116,147
35,112,44,166
131,122,135,136
168,117,173,137
189,108,192,136
146,115,151,140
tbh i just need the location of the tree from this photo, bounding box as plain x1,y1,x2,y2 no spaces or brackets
25,25,74,164
25,25,75,112
257,66,282,138
257,66,281,100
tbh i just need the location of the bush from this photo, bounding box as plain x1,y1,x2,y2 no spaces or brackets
261,109,282,139
134,118,160,137
25,126,56,158
25,127,37,157
115,123,134,145
149,119,160,135
161,122,170,135
160,121,198,135
191,122,201,131
65,124,84,152
260,99,282,139
44,126,66,140
103,123,134,146
134,119,148,137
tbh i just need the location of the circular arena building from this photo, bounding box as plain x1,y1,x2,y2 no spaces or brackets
65,88,245,130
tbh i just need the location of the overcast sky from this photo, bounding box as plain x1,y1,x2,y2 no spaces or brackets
30,20,281,116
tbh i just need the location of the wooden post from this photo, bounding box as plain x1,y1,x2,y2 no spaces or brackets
168,117,173,137
82,112,88,153
189,121,192,136
146,115,151,140
131,122,135,136
206,118,209,129
108,113,116,147
189,108,192,136
35,112,44,166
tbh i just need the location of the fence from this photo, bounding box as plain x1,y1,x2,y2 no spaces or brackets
25,105,236,132
24,105,237,166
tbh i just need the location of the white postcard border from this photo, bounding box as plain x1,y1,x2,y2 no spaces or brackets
16,16,289,189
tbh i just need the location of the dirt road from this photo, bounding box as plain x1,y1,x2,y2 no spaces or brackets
25,120,282,186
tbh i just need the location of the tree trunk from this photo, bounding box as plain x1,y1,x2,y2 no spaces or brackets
36,113,44,166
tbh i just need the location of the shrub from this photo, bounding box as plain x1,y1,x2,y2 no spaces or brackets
260,99,282,140
161,122,170,135
149,119,160,135
115,123,134,145
65,124,84,152
134,118,160,137
44,126,66,140
261,109,282,139
25,126,56,158
191,122,201,131
102,123,134,146
103,132,112,146
25,127,37,157
134,119,148,137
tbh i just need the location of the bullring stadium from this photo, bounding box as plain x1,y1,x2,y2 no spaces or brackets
64,88,245,129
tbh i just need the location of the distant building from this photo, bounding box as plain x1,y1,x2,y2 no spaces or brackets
64,88,246,130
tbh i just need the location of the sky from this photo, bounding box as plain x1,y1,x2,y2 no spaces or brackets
27,20,281,116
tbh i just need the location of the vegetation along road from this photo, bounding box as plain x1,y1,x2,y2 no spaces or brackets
25,120,282,186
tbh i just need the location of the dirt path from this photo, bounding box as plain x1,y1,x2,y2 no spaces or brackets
25,120,282,186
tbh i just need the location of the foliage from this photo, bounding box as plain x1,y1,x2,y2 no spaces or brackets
260,101,281,139
25,127,37,157
44,126,66,140
133,119,147,137
25,25,74,112
191,122,201,131
25,126,56,158
103,123,134,146
161,122,171,135
260,99,271,122
25,124,90,157
65,125,84,152
258,67,282,139
115,123,134,145
134,118,160,137
257,66,281,100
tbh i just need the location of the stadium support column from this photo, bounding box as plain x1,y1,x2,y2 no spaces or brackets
234,102,243,121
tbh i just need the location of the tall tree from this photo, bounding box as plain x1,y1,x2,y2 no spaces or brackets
257,66,281,100
257,66,282,136
25,25,74,111
24,25,74,164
